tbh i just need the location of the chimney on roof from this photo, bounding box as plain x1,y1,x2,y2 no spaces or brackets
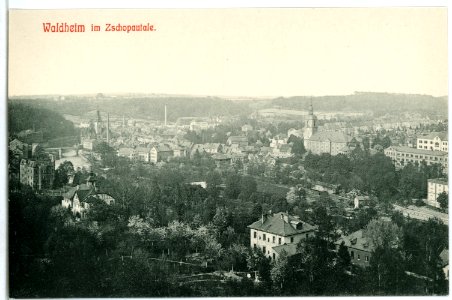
261,213,267,224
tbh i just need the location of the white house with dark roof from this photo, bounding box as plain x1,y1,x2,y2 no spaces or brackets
62,172,115,218
335,229,375,267
150,144,173,163
248,212,316,260
417,132,448,152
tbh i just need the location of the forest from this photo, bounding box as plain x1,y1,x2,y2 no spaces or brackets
9,96,252,122
8,103,77,140
271,92,448,117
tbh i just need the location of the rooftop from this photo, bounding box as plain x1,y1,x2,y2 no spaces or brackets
335,230,375,253
273,243,298,256
248,212,317,237
307,131,352,143
418,131,448,141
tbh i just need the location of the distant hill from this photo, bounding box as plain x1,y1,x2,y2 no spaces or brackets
8,103,77,140
10,96,253,121
271,92,448,117
9,92,448,121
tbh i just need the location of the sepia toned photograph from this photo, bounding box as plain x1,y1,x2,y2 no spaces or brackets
7,6,449,297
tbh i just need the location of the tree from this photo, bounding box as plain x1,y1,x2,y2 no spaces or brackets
312,205,337,243
94,141,116,166
206,171,222,198
246,249,272,286
239,176,257,200
225,174,241,199
290,137,306,157
270,250,292,292
53,161,74,188
369,246,407,295
436,191,448,210
365,218,402,249
286,187,306,205
337,241,351,269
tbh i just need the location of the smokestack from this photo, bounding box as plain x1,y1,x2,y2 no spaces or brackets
107,113,110,145
164,105,167,126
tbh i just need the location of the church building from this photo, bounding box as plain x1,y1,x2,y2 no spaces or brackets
303,103,352,155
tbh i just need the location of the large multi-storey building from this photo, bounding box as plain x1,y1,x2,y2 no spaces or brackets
19,157,55,190
384,146,448,170
417,132,448,152
427,178,448,208
248,212,316,260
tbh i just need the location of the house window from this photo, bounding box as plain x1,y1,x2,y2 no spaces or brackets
273,236,276,243
253,231,257,238
278,238,281,245
290,237,294,243
306,233,309,239
365,256,369,262
253,244,257,249
273,253,276,260
350,251,354,259
262,246,266,254
263,234,266,240
357,254,360,260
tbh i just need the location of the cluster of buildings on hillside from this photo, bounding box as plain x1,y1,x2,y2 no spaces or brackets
61,172,115,218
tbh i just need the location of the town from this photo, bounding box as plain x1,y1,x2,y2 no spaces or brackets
8,93,449,297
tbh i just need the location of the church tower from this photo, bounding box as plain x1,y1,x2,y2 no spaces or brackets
303,101,317,139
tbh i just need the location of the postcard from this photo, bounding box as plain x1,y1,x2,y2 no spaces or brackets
6,6,449,297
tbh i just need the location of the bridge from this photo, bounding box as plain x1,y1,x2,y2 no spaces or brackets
45,146,79,159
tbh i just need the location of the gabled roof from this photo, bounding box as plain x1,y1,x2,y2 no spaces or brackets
248,212,316,236
118,147,135,156
153,144,172,152
135,147,150,153
335,230,375,253
63,184,94,200
418,132,448,141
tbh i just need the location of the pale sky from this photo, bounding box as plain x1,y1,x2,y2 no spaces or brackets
8,8,448,97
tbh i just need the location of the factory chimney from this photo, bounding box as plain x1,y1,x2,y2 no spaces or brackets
107,113,110,145
164,105,167,127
